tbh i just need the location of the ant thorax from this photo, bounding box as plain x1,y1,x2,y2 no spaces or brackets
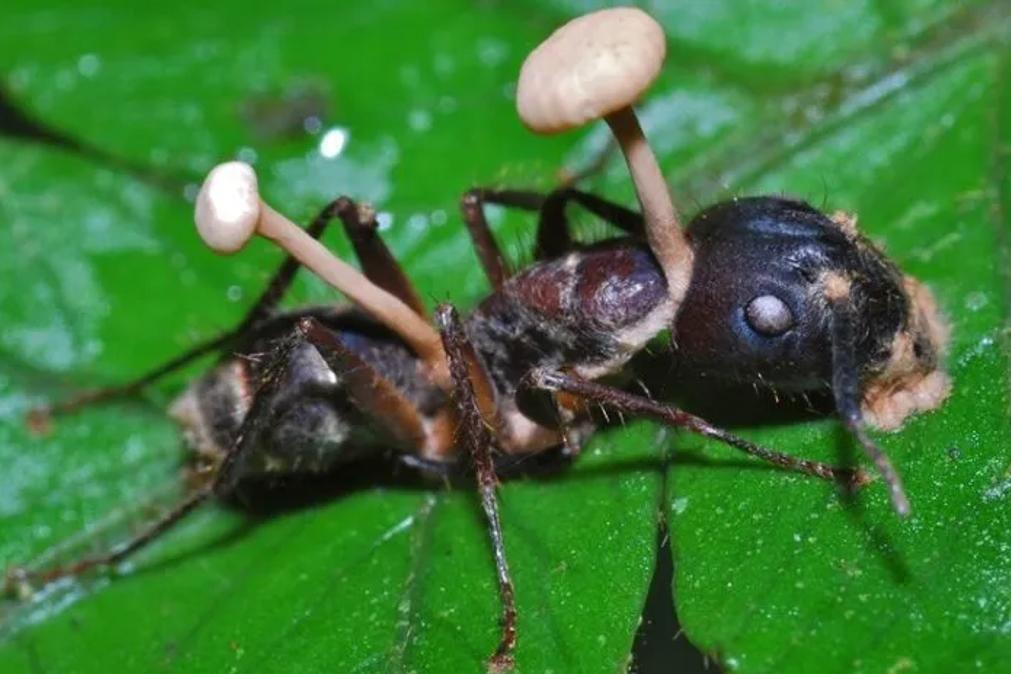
469,239,674,452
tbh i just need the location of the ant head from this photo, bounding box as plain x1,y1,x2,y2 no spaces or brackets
674,196,949,426
674,196,951,516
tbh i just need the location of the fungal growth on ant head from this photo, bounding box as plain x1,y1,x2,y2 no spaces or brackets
516,6,693,304
9,5,950,672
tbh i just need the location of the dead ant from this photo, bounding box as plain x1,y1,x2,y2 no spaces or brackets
6,7,950,671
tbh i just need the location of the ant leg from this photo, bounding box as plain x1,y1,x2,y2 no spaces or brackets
526,368,869,487
332,197,427,317
8,328,308,593
27,332,232,431
460,188,644,288
295,317,430,449
535,188,644,259
30,202,339,424
5,488,211,596
434,303,517,672
557,136,618,185
460,188,544,289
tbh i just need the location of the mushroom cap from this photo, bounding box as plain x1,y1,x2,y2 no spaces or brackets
194,161,261,254
516,7,665,134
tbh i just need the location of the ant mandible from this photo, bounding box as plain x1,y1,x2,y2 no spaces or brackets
8,7,950,672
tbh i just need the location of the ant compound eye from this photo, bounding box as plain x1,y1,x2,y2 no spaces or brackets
745,295,794,336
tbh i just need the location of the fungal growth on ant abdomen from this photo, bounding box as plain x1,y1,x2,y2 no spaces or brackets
193,161,450,386
8,5,950,672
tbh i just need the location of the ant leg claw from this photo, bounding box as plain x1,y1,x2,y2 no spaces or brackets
487,653,515,673
4,566,35,601
846,467,874,491
25,406,53,436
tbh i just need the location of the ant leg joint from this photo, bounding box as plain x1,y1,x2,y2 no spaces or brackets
522,367,563,391
4,566,33,600
461,188,482,209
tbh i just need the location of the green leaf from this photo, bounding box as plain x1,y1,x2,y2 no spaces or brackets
1,2,1009,674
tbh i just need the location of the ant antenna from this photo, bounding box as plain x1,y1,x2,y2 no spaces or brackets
824,272,911,517
194,162,450,388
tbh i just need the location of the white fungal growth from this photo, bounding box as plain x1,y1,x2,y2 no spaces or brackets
194,161,260,254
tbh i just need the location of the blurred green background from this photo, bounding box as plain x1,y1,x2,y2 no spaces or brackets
1,1,1009,672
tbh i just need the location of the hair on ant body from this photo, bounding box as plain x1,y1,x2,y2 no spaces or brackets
8,7,950,672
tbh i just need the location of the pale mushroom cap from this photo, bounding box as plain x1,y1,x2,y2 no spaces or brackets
516,7,666,134
194,161,261,254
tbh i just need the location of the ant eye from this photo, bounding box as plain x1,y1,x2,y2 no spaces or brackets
745,295,794,336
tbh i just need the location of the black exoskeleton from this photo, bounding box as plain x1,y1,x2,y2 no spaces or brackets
677,197,920,390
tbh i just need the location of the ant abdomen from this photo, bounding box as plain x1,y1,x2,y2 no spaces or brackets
170,309,450,484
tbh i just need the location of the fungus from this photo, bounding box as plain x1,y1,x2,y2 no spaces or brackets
516,7,693,304
194,162,447,382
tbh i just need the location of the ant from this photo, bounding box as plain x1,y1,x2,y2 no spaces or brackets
6,7,950,671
